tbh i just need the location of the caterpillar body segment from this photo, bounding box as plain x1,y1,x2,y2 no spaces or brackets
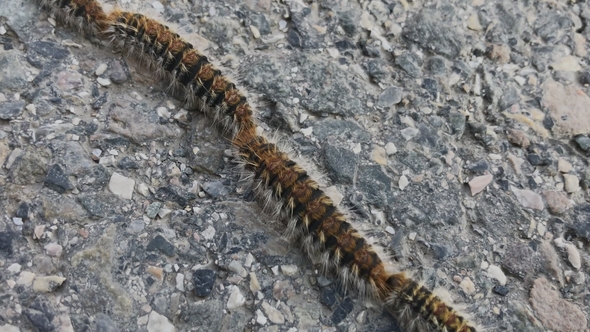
35,1,479,331
39,0,109,35
104,10,255,135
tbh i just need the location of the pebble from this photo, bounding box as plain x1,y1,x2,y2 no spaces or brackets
228,260,248,278
262,302,285,325
147,311,175,332
398,175,409,190
192,269,216,297
487,264,507,286
7,263,21,273
550,55,581,72
468,174,493,196
146,235,175,257
506,129,530,148
542,79,590,136
467,13,483,31
541,190,572,214
176,273,185,291
255,310,267,325
97,77,111,86
400,127,419,140
108,172,135,200
44,243,63,257
510,186,544,210
574,135,590,151
371,146,387,165
554,237,581,269
145,202,162,219
249,25,261,39
151,1,164,12
95,63,108,76
280,265,298,276
249,272,261,293
226,286,245,310
376,87,402,108
201,226,216,240
489,44,510,64
530,278,587,331
17,271,36,286
563,174,580,193
385,142,397,155
557,158,573,173
0,100,25,120
33,275,66,293
459,277,476,295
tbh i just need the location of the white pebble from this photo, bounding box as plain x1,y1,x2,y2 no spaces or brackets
226,286,245,310
398,175,409,190
487,265,507,286
97,77,111,86
109,172,135,200
95,63,108,76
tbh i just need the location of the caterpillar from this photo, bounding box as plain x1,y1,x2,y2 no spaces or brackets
37,0,478,331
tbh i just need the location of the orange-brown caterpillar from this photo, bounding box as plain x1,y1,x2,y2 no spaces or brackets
38,1,477,331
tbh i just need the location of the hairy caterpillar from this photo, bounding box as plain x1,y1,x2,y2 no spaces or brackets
37,0,478,331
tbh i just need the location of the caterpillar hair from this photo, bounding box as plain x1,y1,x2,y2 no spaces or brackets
39,0,109,35
37,1,478,331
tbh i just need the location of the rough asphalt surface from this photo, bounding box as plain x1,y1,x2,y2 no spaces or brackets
1,0,590,331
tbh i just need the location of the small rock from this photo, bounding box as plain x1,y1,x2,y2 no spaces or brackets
385,142,397,155
563,174,580,193
530,278,587,332
400,127,419,140
489,44,511,64
147,311,174,332
542,190,572,214
0,100,25,120
487,264,507,286
554,237,581,269
510,186,544,210
376,87,403,108
17,271,36,286
174,273,185,291
226,286,245,310
502,243,535,279
95,63,108,76
467,13,483,31
249,272,261,293
7,263,21,273
146,235,175,257
371,146,387,165
492,285,510,296
44,164,73,194
574,135,590,151
193,269,217,297
201,226,216,240
261,302,285,324
145,202,161,219
557,158,573,173
108,172,135,199
468,174,493,196
398,175,409,190
228,260,248,278
280,265,298,276
459,277,476,295
506,129,530,148
33,275,66,293
255,310,267,325
201,181,230,198
550,55,582,71
44,243,63,257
